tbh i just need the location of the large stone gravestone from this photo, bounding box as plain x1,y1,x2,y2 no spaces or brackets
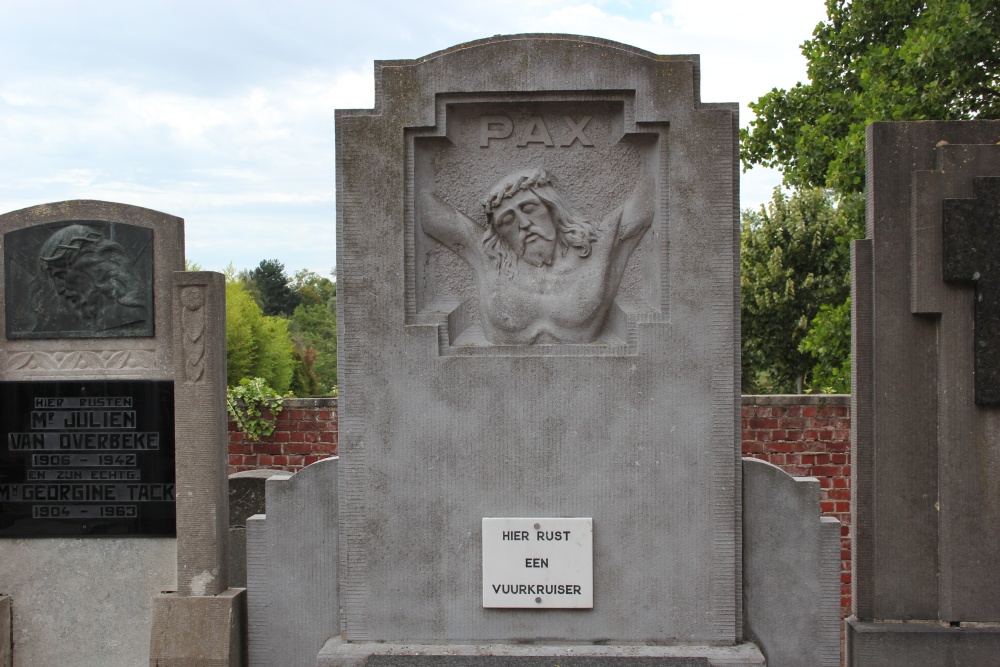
849,121,1000,664
0,200,243,666
0,200,181,666
328,34,760,665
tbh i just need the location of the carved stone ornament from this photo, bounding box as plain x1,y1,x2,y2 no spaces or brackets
6,349,156,373
4,220,154,339
180,285,206,383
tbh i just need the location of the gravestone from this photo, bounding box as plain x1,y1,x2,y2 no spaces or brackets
0,200,243,666
329,34,754,665
0,200,181,666
849,121,1000,664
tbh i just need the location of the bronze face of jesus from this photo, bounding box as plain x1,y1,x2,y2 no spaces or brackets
420,167,653,344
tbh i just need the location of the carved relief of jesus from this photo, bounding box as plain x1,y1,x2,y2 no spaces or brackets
419,167,654,344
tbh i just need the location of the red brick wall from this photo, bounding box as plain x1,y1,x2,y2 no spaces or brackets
228,394,852,618
228,398,338,474
741,394,852,620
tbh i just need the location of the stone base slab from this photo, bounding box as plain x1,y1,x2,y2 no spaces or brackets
149,589,247,667
847,617,1000,666
1,595,10,667
316,639,765,667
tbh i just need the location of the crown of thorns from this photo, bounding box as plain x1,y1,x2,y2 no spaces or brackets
482,168,554,215
39,229,105,267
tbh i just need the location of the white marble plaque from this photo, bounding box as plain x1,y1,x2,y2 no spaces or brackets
482,517,593,609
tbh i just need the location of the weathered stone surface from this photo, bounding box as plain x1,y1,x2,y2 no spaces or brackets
337,33,740,646
854,121,1000,624
851,121,1000,664
229,469,286,588
1,537,175,667
172,271,230,597
316,639,765,667
847,618,1000,666
1,595,11,667
942,176,1000,405
742,458,840,667
365,658,709,666
247,458,338,667
149,588,246,667
0,200,183,667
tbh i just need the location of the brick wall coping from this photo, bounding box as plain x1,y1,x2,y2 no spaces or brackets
239,394,851,418
742,394,849,406
281,397,337,408
277,396,844,408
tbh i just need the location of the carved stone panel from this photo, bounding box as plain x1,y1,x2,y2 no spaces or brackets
409,98,664,353
5,221,154,339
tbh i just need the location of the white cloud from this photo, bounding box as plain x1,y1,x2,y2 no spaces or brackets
0,0,828,271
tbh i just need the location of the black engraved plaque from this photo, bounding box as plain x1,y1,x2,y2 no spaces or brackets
943,176,1000,406
4,220,154,339
0,380,175,537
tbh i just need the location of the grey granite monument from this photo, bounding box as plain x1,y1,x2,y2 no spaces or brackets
849,121,1000,664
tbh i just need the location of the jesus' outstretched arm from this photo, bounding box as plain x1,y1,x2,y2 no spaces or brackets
418,192,481,265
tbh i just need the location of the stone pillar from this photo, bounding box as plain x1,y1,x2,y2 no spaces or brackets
149,271,245,667
742,458,841,667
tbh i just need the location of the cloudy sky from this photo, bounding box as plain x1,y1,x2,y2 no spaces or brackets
0,0,827,276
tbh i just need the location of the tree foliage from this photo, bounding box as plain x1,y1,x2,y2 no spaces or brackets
741,188,863,393
225,279,296,394
742,0,1000,194
288,269,338,395
798,298,852,393
249,259,301,317
225,263,338,398
739,0,998,393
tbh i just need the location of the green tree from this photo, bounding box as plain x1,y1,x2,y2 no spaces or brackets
249,259,301,317
284,268,338,396
798,298,852,393
225,278,296,394
289,302,337,394
742,0,1000,194
740,0,998,392
741,188,862,393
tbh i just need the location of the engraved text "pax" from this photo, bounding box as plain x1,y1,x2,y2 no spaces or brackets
479,115,594,148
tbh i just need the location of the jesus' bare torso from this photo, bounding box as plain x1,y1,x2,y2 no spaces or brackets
420,168,654,344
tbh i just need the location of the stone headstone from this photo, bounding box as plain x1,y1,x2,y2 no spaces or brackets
849,121,1000,664
229,469,287,588
246,458,339,667
742,459,840,666
332,34,757,663
0,200,182,667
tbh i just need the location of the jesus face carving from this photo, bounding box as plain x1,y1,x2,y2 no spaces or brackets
491,189,558,267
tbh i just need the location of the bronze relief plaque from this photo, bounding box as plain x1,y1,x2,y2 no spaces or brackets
5,220,154,339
